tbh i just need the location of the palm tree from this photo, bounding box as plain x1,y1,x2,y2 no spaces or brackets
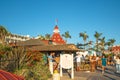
106,41,112,53
62,31,71,43
37,35,45,40
99,37,106,52
45,34,51,40
94,31,102,52
79,32,89,50
109,39,116,47
87,40,93,50
0,25,9,44
108,39,116,51
76,43,84,49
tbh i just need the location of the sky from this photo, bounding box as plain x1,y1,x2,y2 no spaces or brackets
0,0,120,45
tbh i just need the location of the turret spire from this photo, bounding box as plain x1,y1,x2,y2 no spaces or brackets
55,19,58,25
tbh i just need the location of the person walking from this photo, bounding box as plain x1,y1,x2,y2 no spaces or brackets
115,56,120,73
75,53,81,71
54,54,60,71
101,55,107,74
90,55,96,72
48,52,54,75
43,54,48,65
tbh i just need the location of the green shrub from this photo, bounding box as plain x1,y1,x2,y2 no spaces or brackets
15,59,52,80
0,45,52,80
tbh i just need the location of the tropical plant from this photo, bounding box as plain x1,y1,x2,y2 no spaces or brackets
0,44,51,80
37,35,45,40
45,33,51,40
0,44,13,71
87,40,93,50
0,25,9,44
14,51,51,80
79,32,89,50
109,39,116,47
15,60,51,80
106,39,116,51
99,37,106,52
94,31,102,52
62,31,71,43
76,43,84,49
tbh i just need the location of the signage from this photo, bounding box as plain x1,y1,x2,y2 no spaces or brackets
61,54,73,69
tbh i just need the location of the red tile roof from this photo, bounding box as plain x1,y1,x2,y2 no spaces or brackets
112,46,120,50
112,46,120,54
51,25,66,44
51,33,66,44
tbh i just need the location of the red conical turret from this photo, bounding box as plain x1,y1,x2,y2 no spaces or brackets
51,25,66,45
53,25,60,33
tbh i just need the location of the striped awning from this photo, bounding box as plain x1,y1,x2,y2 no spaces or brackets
0,70,24,80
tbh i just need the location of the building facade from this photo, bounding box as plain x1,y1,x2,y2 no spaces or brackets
5,34,30,44
112,45,120,54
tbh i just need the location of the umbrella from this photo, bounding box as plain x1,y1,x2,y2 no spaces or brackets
0,70,24,80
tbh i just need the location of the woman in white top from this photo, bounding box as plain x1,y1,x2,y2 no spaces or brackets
75,54,81,71
48,52,55,74
115,56,120,73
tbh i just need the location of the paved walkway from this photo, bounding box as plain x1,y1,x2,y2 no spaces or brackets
49,65,120,80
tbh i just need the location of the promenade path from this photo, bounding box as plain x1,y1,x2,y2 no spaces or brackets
49,65,120,80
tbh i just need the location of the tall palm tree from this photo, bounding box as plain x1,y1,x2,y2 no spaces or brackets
0,26,9,44
94,31,102,52
106,41,111,47
106,41,112,53
109,39,116,47
99,37,106,52
62,31,71,43
79,32,89,50
108,39,116,51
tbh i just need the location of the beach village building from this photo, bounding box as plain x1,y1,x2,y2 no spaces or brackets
0,24,79,79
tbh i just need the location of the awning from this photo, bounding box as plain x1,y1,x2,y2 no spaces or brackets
0,70,24,80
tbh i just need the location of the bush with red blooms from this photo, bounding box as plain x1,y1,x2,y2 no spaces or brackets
0,44,51,80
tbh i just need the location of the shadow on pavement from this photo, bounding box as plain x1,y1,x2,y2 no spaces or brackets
105,70,120,77
104,75,116,80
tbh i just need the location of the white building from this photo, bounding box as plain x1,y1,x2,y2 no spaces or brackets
5,34,30,44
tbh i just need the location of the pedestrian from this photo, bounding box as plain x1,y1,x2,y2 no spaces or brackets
81,54,85,64
90,55,96,72
75,53,81,71
42,54,47,65
54,54,60,71
101,55,107,74
115,56,120,73
48,52,54,75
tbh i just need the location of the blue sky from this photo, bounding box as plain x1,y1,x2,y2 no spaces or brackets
0,0,120,45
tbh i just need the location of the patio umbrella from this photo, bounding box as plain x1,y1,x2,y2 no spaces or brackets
0,70,24,80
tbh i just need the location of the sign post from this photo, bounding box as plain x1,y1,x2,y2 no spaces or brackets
60,53,74,79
